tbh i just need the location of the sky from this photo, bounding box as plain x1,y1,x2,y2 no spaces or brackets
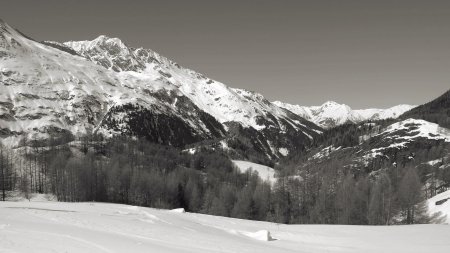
1,0,449,108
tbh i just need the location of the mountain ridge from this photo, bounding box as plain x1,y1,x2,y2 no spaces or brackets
273,100,416,128
400,89,450,128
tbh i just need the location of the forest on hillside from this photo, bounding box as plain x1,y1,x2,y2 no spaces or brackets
401,89,450,128
1,133,448,225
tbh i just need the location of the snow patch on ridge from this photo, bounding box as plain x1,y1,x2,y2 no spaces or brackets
360,119,450,162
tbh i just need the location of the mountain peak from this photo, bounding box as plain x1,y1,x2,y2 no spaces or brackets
0,18,12,33
95,34,110,40
319,101,352,110
321,101,340,107
64,35,145,72
65,35,129,52
93,35,127,47
0,19,26,50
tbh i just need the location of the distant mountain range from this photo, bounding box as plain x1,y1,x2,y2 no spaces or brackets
273,101,415,129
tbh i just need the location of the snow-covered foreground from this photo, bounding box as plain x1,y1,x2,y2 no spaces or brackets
1,201,450,253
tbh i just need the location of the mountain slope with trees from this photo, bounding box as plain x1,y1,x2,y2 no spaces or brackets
400,89,450,128
273,91,450,224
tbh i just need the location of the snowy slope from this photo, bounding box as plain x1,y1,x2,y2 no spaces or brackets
357,104,416,121
274,101,415,129
63,35,315,132
1,21,124,144
361,119,450,161
232,160,276,184
1,201,450,253
427,189,450,224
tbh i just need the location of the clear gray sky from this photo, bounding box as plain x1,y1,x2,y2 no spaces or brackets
1,0,449,108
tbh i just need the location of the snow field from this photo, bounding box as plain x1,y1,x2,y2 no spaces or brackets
1,201,450,252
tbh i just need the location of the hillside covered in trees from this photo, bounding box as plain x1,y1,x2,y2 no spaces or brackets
1,125,448,225
400,89,450,128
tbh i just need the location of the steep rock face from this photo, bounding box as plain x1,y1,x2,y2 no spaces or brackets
0,19,321,159
274,101,415,129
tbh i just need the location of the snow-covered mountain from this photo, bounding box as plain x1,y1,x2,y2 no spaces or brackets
0,20,227,147
273,101,415,129
0,19,321,159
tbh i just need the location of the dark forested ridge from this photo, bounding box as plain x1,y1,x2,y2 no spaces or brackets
400,89,450,128
100,103,226,147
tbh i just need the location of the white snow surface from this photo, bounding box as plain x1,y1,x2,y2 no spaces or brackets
1,201,450,253
274,101,415,128
278,147,289,156
232,160,276,184
381,118,450,142
311,145,342,160
427,189,450,224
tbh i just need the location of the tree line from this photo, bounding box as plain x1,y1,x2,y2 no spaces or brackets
1,134,447,225
1,135,275,221
277,140,449,224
